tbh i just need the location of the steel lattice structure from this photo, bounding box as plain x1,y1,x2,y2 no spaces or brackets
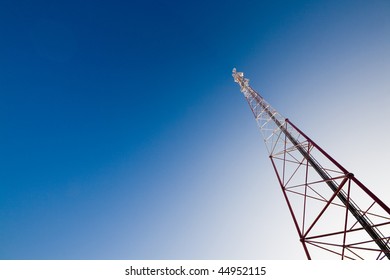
232,68,390,260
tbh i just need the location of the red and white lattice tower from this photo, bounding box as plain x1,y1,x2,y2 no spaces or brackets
232,68,390,260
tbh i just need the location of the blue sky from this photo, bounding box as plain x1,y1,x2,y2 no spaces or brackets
1,0,390,259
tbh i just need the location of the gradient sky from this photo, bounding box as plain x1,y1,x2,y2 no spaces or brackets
1,0,390,259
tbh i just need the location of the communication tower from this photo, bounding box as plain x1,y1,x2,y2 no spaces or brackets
232,68,390,259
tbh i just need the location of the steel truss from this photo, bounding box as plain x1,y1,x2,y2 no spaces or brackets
232,68,390,259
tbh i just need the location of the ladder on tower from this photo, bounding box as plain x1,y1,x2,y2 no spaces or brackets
232,68,390,260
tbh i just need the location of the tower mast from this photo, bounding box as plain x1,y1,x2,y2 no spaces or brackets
233,68,390,259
